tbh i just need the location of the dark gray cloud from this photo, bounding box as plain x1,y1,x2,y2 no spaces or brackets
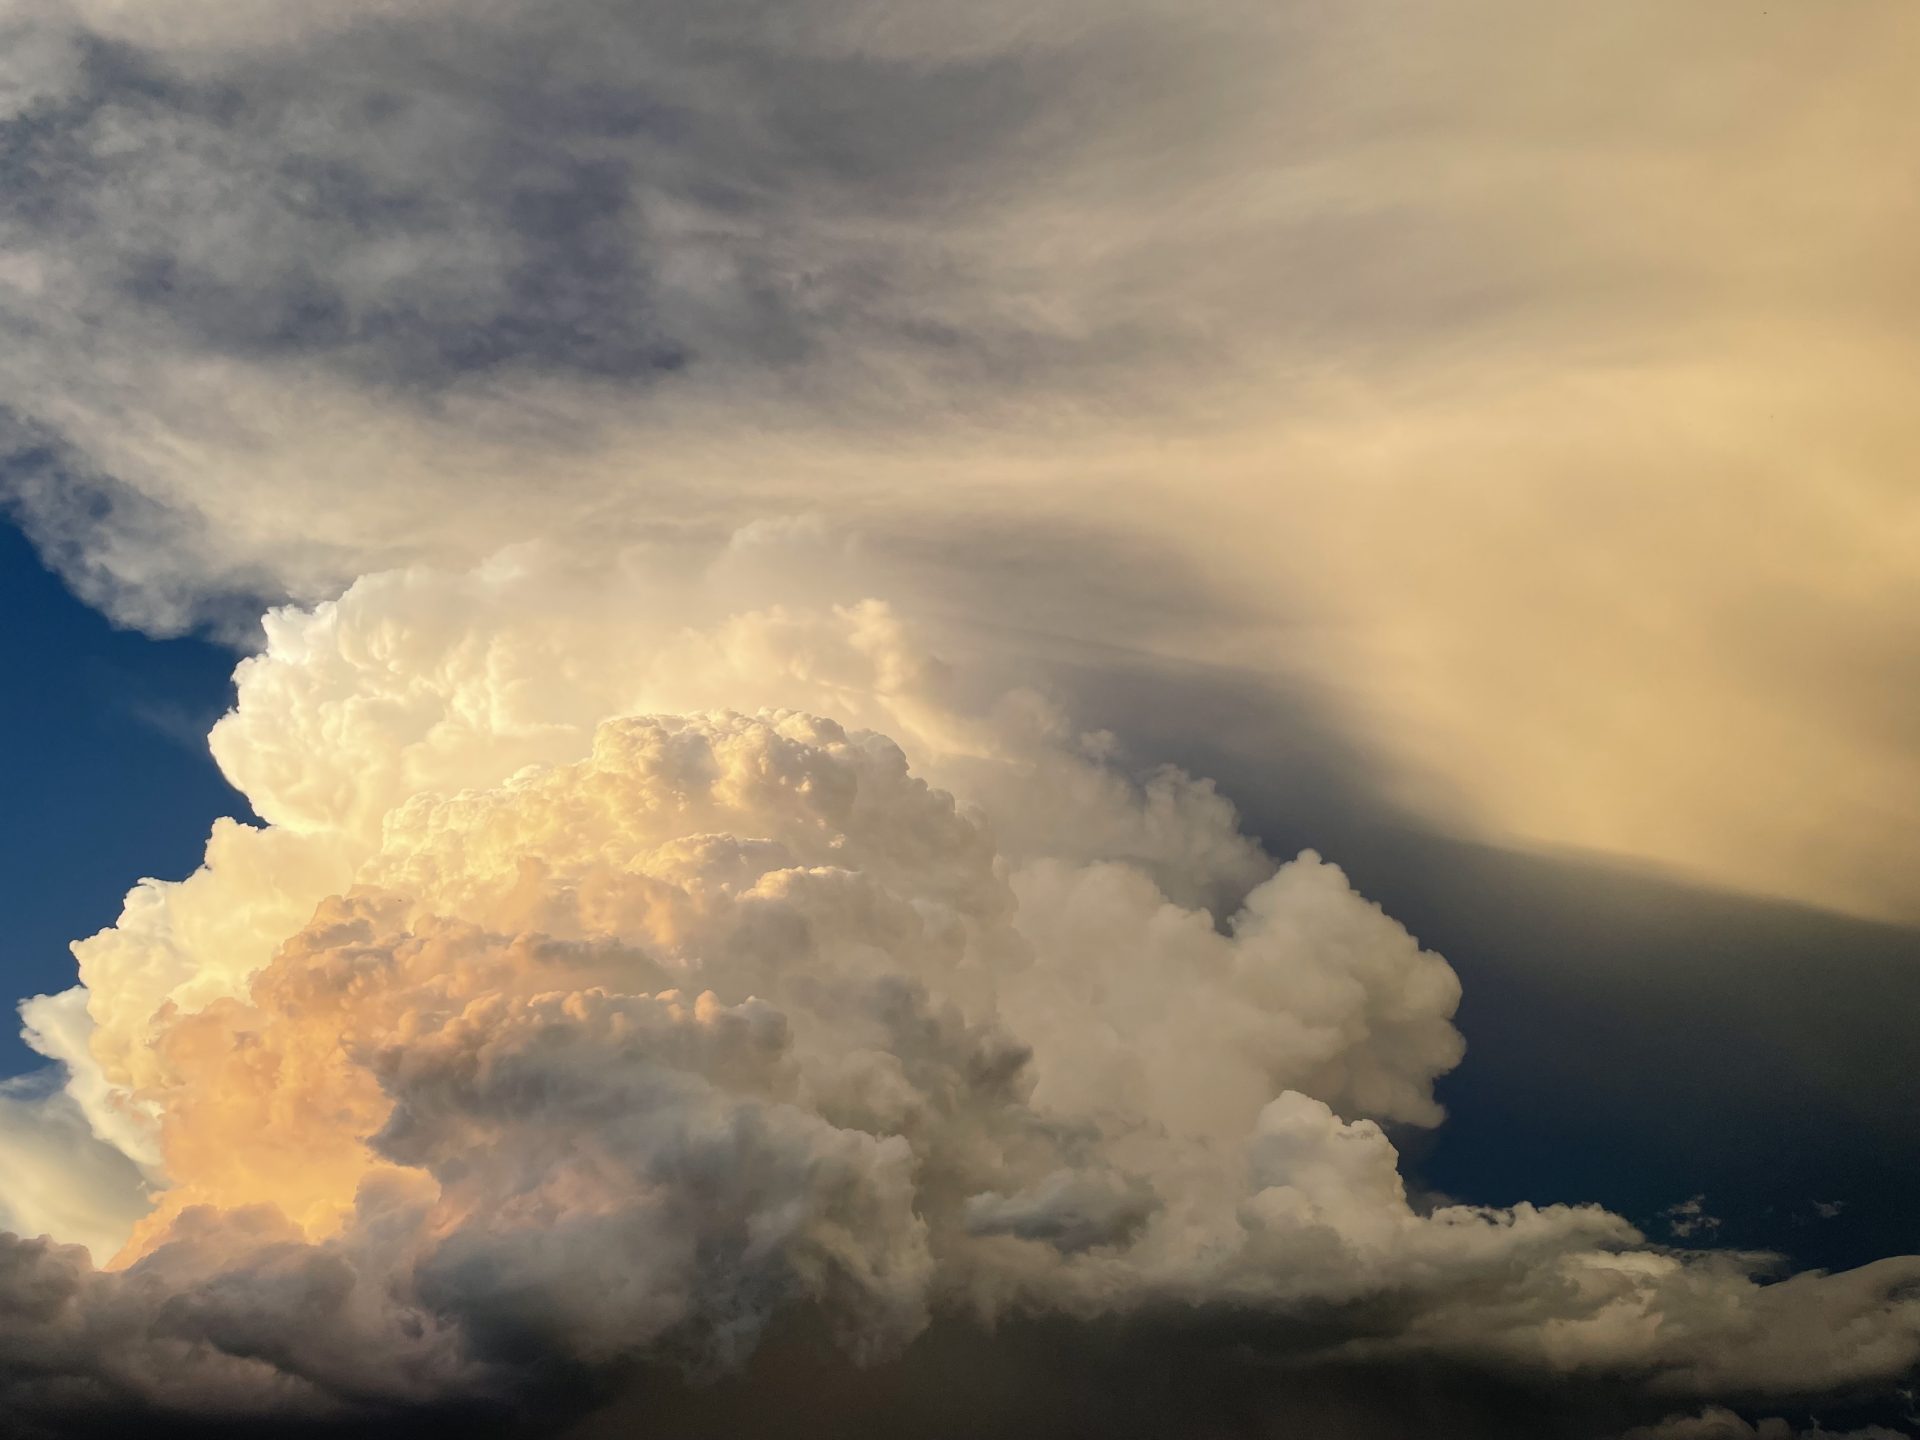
0,3,1117,393
5,1257,1911,1440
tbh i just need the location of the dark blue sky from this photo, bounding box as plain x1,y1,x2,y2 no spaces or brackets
0,519,252,1076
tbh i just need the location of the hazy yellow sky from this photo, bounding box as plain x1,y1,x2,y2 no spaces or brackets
4,0,1916,926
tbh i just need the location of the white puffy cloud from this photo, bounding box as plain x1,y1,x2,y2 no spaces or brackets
4,564,1919,1432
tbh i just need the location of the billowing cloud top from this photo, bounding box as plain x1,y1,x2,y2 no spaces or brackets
4,557,1919,1435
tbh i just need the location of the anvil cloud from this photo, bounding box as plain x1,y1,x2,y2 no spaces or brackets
2,0,1917,917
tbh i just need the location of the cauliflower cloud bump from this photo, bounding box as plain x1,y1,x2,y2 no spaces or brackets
15,572,1920,1436
0,677,1479,1418
11,584,1918,1432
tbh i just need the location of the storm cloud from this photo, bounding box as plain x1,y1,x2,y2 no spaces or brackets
0,560,1915,1436
2,2,1918,1436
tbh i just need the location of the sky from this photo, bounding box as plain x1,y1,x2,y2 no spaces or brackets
1,3,1918,1438
0,523,250,1069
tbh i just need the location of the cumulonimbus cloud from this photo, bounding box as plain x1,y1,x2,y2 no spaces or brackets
3,548,1918,1435
3,3,1919,1435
